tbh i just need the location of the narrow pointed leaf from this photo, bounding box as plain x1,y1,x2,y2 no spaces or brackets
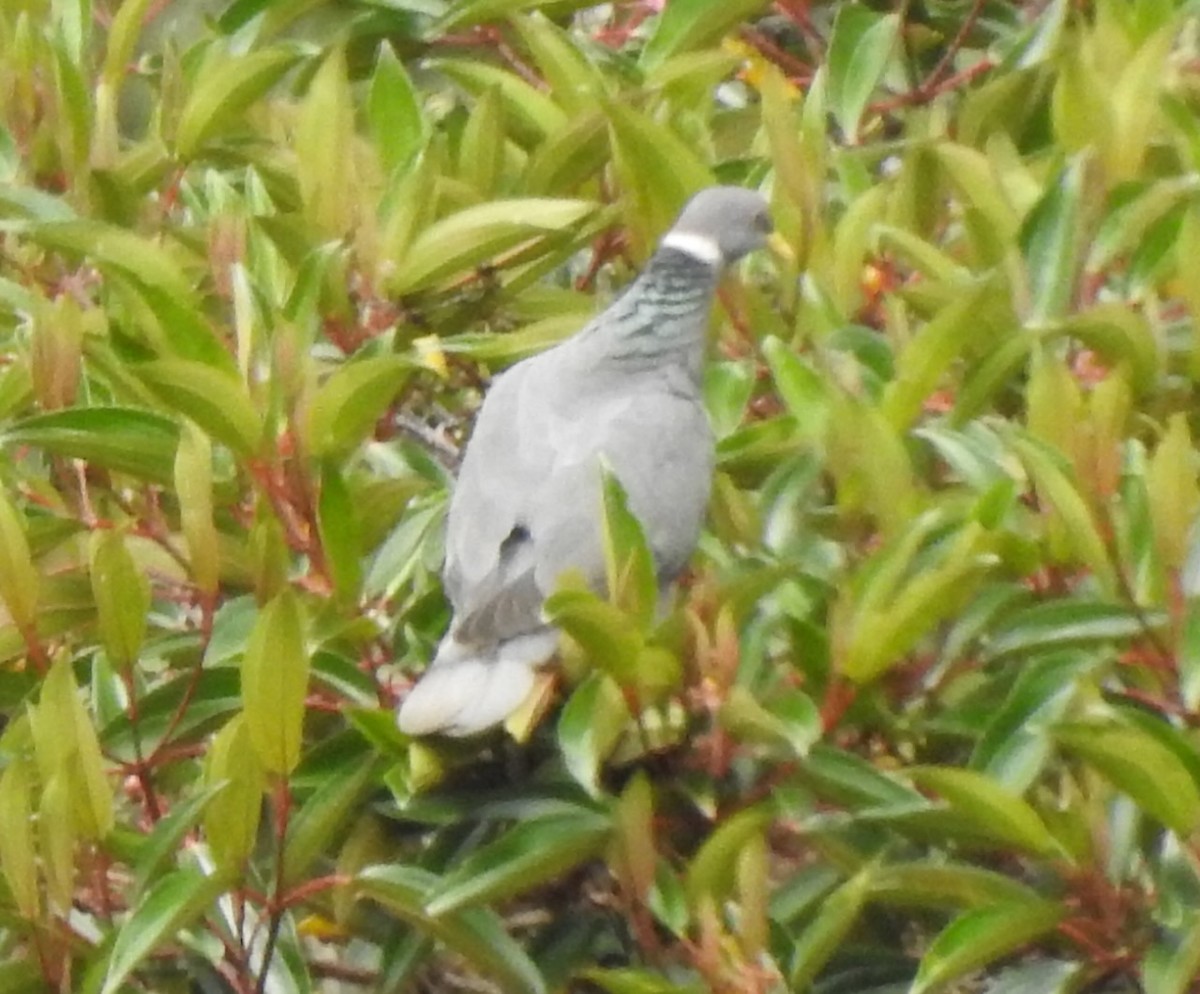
241,590,309,775
357,865,547,994
425,813,611,916
101,868,227,994
138,360,261,456
175,45,304,159
911,900,1064,994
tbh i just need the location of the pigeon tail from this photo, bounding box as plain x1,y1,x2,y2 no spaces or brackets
396,630,558,737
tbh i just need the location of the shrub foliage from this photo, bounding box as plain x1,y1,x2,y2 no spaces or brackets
0,0,1198,991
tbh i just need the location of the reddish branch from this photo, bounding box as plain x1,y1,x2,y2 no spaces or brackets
253,778,294,994
121,669,163,822
773,0,827,54
870,59,995,116
276,873,350,912
739,25,813,83
819,677,858,732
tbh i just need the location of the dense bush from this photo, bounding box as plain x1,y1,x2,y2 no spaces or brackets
0,0,1199,991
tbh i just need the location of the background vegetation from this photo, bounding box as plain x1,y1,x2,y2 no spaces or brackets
0,0,1197,991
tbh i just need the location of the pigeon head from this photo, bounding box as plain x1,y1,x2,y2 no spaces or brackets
660,186,773,267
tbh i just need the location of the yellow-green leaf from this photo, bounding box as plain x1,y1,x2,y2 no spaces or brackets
1148,414,1200,572
175,45,304,159
0,761,39,918
138,359,261,456
241,590,309,775
391,197,598,293
175,421,219,596
203,714,265,873
0,490,38,632
304,354,411,458
89,530,150,670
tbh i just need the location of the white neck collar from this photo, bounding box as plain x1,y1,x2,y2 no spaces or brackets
660,231,722,266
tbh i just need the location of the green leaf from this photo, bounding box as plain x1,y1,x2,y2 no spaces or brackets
1144,913,1200,994
906,767,1062,858
760,337,830,443
0,761,39,918
869,861,1042,910
1020,156,1091,324
175,421,219,596
800,744,925,809
390,198,598,293
283,754,377,886
881,278,1008,431
838,517,993,683
137,359,261,456
38,771,74,911
1089,176,1198,274
579,968,702,994
557,671,632,796
971,652,1091,791
241,590,309,775
53,31,92,173
0,183,76,223
1050,40,1111,160
524,111,609,195
827,7,900,143
612,773,656,901
203,715,265,873
1055,721,1200,836
985,599,1161,661
1007,431,1116,592
369,43,427,178
174,45,304,159
825,391,916,536
512,12,605,116
936,142,1022,244
304,354,411,458
425,812,611,916
720,685,821,757
0,960,44,994
27,221,228,367
544,586,643,684
89,530,150,670
911,900,1064,994
0,490,38,632
295,47,355,238
685,806,773,906
639,0,771,71
599,466,657,627
1108,25,1174,181
133,783,226,895
1148,414,1200,571
100,0,154,88
357,864,547,994
1044,306,1159,395
789,869,872,990
101,868,227,994
429,58,566,142
364,497,444,600
316,462,363,607
33,654,113,841
458,84,506,198
2,407,180,485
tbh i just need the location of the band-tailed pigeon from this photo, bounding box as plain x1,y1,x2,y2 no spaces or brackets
398,186,774,736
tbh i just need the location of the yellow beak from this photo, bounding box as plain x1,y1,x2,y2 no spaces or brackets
767,230,796,264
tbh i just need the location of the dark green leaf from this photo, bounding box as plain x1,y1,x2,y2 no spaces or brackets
357,865,547,994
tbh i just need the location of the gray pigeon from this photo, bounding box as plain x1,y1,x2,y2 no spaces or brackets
397,186,774,736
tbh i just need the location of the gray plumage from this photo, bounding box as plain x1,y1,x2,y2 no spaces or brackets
397,186,773,736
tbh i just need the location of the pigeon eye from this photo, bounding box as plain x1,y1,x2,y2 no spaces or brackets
753,210,772,233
